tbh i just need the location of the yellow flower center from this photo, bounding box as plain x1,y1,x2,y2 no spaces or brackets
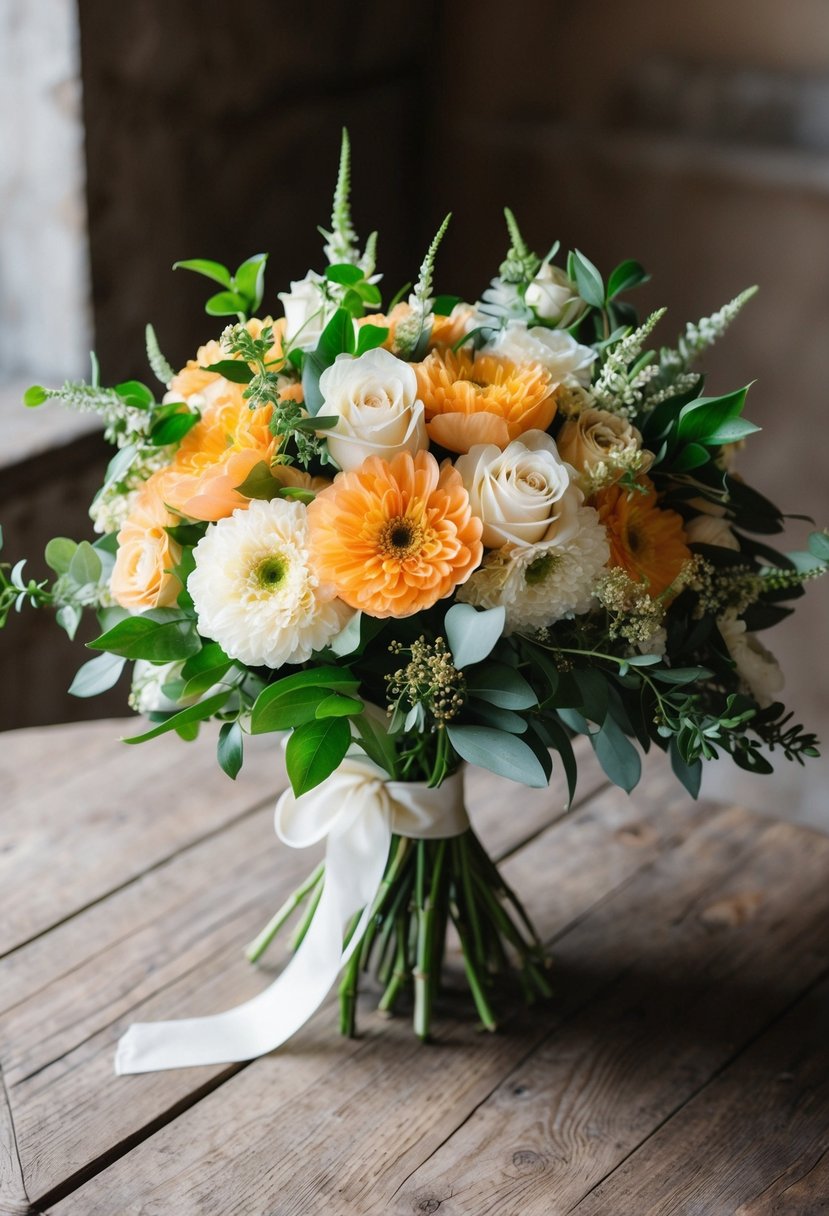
378,515,426,560
253,554,288,590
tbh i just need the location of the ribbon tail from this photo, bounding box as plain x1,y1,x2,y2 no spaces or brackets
114,808,391,1074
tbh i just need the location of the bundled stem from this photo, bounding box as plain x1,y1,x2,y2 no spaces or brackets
246,827,552,1040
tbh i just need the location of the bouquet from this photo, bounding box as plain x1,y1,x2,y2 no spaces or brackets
5,132,826,1073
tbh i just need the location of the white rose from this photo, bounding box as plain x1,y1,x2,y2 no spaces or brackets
319,348,429,472
685,514,740,551
278,271,334,349
525,263,586,327
488,322,595,387
718,609,784,707
455,430,582,549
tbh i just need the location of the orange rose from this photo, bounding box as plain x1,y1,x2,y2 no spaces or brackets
110,471,183,611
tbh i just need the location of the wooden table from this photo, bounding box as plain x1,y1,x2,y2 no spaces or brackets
2,719,828,1215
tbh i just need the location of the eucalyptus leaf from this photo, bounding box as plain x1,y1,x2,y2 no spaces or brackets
444,603,505,669
571,249,604,308
446,724,549,787
591,716,641,794
68,541,102,588
44,537,77,576
68,652,126,698
466,662,537,710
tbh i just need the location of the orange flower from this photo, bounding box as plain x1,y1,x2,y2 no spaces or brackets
306,450,483,617
170,317,287,403
593,478,691,597
111,470,183,611
413,348,555,453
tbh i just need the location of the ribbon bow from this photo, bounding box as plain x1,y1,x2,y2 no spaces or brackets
115,759,468,1074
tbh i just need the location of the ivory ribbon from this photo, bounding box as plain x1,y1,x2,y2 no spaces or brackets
115,758,468,1074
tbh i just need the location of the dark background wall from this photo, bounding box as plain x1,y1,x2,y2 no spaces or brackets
2,0,828,739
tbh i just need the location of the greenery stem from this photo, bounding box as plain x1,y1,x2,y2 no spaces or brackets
290,875,324,952
414,839,447,1039
245,861,324,963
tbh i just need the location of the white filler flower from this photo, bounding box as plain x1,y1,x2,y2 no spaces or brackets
718,609,784,707
189,499,351,668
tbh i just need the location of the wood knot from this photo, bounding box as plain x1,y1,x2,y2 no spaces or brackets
699,890,764,929
414,1198,442,1214
614,821,657,847
512,1148,546,1173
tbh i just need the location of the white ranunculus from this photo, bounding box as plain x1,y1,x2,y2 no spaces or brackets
278,271,335,350
685,514,740,551
718,609,784,707
488,321,596,387
525,263,586,327
455,430,582,549
319,348,429,472
189,499,351,669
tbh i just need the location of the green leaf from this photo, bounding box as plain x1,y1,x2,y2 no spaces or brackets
205,290,247,317
234,253,268,310
124,689,232,744
115,380,154,409
466,662,537,710
173,258,233,288
677,386,751,442
233,460,282,501
469,703,528,734
329,611,363,657
446,724,549,787
250,666,359,734
318,307,356,362
433,294,462,315
444,604,505,669
573,668,609,726
180,658,234,700
701,417,761,446
99,444,138,497
218,721,244,780
285,716,352,796
56,603,82,640
200,359,254,384
606,259,649,300
591,716,641,793
542,717,578,806
165,522,207,546
649,666,713,685
808,531,829,563
325,263,364,286
89,610,201,661
571,249,604,308
673,443,711,473
352,712,398,776
277,486,315,503
356,324,390,356
315,692,364,718
68,541,102,588
69,652,126,698
24,384,48,407
150,410,200,446
670,739,702,798
290,415,338,432
44,537,77,576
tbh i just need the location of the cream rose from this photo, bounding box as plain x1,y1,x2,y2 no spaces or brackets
718,609,784,707
455,430,582,549
319,348,428,472
556,408,651,490
685,514,740,551
487,322,596,387
278,271,335,349
525,263,586,327
110,473,182,611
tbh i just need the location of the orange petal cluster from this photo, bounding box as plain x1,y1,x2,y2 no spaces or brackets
592,478,691,597
306,450,483,617
413,348,555,453
110,470,182,611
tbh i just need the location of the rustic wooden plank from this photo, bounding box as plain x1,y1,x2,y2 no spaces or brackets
0,729,598,1208
0,718,287,956
391,815,829,1215
44,765,713,1214
0,1068,29,1216
571,977,829,1216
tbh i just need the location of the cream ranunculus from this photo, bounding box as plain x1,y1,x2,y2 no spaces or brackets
319,348,429,472
718,609,784,707
556,407,651,491
488,322,595,387
278,271,335,349
685,514,740,551
525,262,586,327
454,430,582,549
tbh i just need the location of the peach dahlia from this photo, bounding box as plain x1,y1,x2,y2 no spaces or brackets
306,450,483,617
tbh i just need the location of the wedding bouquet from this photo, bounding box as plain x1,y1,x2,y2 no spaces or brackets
5,132,826,1073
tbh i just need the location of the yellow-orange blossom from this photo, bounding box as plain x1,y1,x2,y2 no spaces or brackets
593,478,691,597
306,450,483,617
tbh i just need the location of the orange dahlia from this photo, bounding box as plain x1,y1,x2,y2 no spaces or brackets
306,450,483,617
593,478,691,597
413,348,555,453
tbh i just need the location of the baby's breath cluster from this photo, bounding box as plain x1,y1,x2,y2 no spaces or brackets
386,636,466,726
686,556,762,618
594,567,667,646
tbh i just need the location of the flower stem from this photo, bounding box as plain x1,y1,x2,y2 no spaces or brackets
378,917,408,1014
451,906,498,1033
290,875,324,952
245,861,324,963
413,839,447,1040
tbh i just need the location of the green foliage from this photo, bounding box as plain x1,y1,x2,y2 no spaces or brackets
443,604,505,669
145,323,175,386
464,663,537,711
68,652,126,698
123,689,232,744
285,716,352,796
89,609,201,662
569,249,604,308
174,253,268,320
217,720,244,780
250,666,359,734
446,724,549,787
